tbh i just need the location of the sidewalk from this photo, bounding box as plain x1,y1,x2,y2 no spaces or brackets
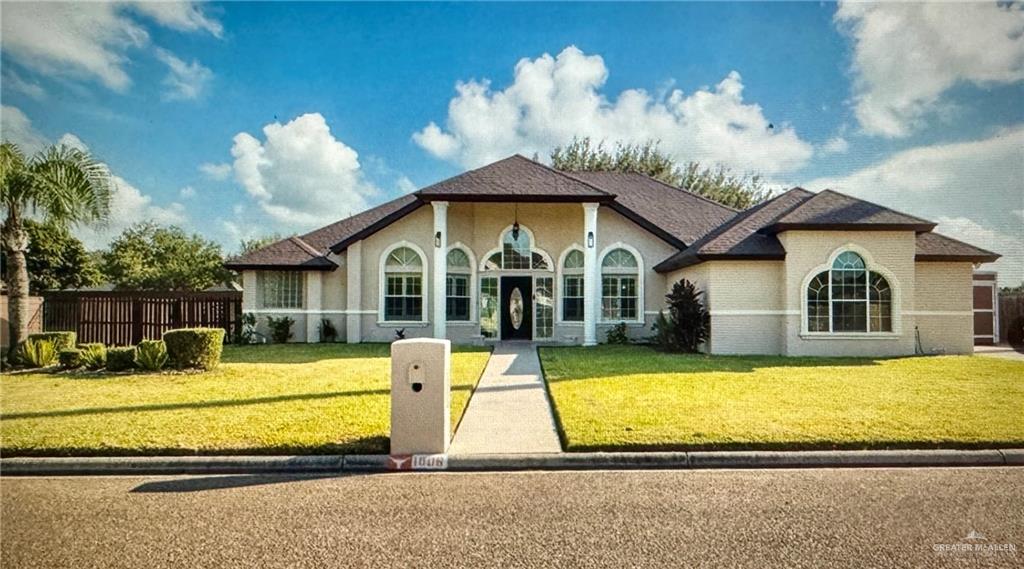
449,342,563,455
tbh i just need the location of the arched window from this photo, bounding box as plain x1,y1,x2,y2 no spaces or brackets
446,248,472,321
806,251,892,333
561,249,585,322
481,226,552,271
382,245,424,322
601,247,640,322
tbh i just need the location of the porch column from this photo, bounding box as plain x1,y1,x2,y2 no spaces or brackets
346,241,362,343
582,202,599,346
432,201,449,339
305,271,322,343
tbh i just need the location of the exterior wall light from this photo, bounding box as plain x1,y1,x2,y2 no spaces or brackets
587,231,595,248
434,231,442,248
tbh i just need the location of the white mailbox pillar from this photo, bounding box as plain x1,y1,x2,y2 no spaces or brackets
390,338,451,455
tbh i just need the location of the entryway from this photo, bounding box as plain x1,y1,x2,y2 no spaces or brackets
449,342,562,455
500,276,532,340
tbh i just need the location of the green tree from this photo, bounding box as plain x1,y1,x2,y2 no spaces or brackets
0,219,101,292
102,222,231,290
1,141,113,352
550,137,770,209
239,233,282,256
653,279,710,353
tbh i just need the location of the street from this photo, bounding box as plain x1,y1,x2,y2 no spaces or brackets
1,467,1021,568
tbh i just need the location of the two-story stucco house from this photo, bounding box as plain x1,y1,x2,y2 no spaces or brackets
224,155,999,356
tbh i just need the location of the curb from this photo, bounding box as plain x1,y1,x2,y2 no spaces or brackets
2,449,1021,476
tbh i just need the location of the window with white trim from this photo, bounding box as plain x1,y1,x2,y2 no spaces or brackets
601,248,639,321
561,249,584,322
446,248,471,321
383,247,423,321
259,271,304,309
806,251,892,333
483,227,552,271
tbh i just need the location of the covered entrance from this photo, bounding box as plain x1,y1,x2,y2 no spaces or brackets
500,276,532,340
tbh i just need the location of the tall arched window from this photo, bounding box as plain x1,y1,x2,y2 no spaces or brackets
446,248,472,321
561,248,585,322
383,246,424,322
601,248,640,321
806,251,892,333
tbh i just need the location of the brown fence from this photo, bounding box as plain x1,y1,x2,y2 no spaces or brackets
1,294,44,348
43,291,243,346
1000,292,1024,344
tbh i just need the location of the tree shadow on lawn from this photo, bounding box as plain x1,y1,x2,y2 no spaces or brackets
222,343,491,365
1,385,474,421
539,345,891,383
3,436,392,458
131,474,347,493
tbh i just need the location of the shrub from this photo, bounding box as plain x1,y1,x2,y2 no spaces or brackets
653,279,710,353
605,322,629,345
163,328,225,370
78,343,107,370
238,312,259,344
59,348,83,370
27,331,77,352
266,316,294,344
106,346,137,371
319,318,338,343
135,340,168,371
17,338,58,368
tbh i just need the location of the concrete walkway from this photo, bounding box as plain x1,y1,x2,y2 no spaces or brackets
974,344,1024,361
449,342,563,455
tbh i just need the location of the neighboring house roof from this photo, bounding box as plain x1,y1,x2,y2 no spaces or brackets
415,155,614,202
764,189,936,233
914,232,1000,263
224,235,339,271
566,171,736,247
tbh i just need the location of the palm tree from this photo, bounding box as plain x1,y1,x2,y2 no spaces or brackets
1,142,114,356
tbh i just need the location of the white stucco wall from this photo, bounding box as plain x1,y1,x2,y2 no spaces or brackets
913,261,974,354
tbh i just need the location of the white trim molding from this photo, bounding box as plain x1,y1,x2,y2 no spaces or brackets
378,240,429,325
597,241,645,324
555,243,585,325
446,242,478,324
800,244,902,336
711,310,800,316
904,310,973,317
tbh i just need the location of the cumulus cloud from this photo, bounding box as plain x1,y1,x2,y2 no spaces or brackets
1,105,49,154
835,2,1024,137
806,126,1024,286
0,2,220,92
413,46,813,175
199,162,233,180
229,113,379,227
820,136,849,155
179,186,197,199
155,47,213,100
76,175,188,249
936,216,1023,287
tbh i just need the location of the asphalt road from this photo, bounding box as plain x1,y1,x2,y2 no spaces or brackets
2,468,1021,568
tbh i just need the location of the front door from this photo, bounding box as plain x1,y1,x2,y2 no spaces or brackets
500,276,532,340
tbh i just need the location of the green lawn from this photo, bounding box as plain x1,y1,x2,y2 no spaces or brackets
539,346,1024,452
1,344,491,456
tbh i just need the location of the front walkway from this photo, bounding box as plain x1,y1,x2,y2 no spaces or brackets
974,344,1024,361
449,342,563,455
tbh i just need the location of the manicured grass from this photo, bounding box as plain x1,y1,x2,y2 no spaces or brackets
1,344,491,456
539,346,1024,452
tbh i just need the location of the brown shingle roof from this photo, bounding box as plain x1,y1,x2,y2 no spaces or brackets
224,236,338,271
915,232,1000,263
415,155,613,202
766,189,936,233
566,171,737,247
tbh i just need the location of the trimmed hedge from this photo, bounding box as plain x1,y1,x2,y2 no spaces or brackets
163,328,225,370
106,346,137,371
78,343,107,370
59,348,83,370
28,331,77,352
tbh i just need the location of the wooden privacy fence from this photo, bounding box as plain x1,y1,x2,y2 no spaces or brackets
1000,292,1024,344
43,291,243,346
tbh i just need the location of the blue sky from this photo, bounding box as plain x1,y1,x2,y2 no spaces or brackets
2,2,1022,284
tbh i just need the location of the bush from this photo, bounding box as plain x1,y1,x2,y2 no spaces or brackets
106,346,137,371
266,316,294,344
78,343,107,370
59,348,83,370
319,318,338,343
163,328,225,370
17,338,58,368
135,340,168,371
652,279,710,353
238,312,258,344
605,322,629,345
27,331,77,352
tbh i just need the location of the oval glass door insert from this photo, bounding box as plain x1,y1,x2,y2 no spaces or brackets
509,287,524,330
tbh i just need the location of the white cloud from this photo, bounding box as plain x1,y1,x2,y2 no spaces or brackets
806,126,1024,286
413,46,813,175
820,136,849,155
199,162,232,180
0,2,220,92
396,176,417,194
936,217,1024,288
1,68,46,100
835,2,1024,137
56,133,90,152
229,113,379,227
76,175,188,249
155,47,213,100
179,186,197,199
1,105,49,154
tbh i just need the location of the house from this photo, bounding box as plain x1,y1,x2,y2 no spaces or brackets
224,155,999,356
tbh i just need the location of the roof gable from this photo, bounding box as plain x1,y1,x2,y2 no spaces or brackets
766,189,936,233
415,155,613,202
915,232,999,263
224,235,338,271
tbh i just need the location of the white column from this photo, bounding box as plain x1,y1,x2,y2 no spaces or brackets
432,201,449,339
346,241,362,343
582,202,600,346
305,272,322,343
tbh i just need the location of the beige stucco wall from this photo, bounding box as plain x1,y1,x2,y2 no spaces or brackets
913,262,974,354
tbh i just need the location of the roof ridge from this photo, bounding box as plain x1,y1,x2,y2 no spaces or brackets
691,188,814,252
289,235,323,258
513,155,616,197
923,231,1001,258
636,173,742,213
812,188,936,226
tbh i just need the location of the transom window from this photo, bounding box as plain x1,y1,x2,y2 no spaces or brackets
561,249,584,322
806,251,892,333
259,271,303,309
446,248,471,321
383,246,424,321
483,227,552,271
601,248,639,321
